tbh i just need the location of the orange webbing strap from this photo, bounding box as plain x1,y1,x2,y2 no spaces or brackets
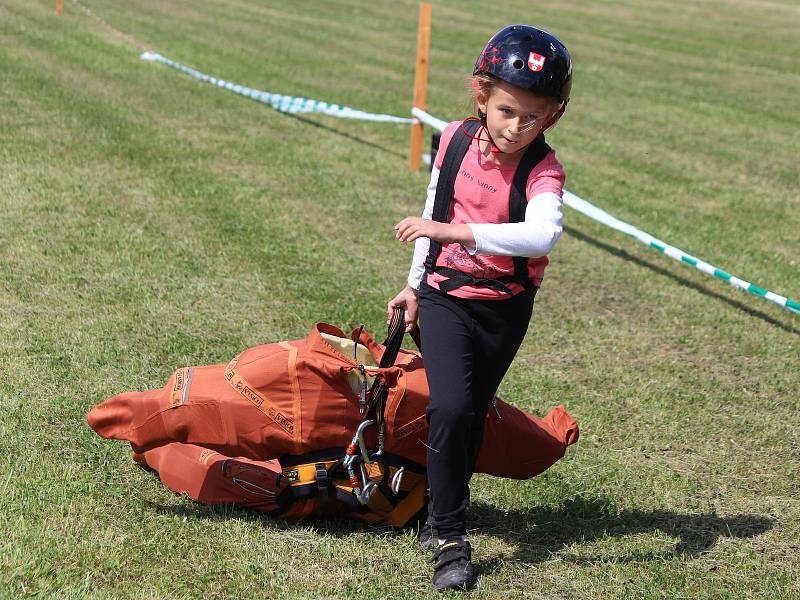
280,454,426,526
354,468,427,526
363,461,384,481
282,460,340,487
278,341,303,452
168,367,194,406
225,353,295,436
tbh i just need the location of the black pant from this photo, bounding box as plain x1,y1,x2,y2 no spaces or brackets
419,282,535,540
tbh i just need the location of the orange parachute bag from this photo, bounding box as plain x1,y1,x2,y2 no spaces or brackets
88,309,578,525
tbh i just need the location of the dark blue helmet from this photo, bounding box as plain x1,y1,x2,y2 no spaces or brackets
474,25,572,104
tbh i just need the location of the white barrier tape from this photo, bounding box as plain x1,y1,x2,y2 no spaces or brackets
412,108,799,315
142,52,414,124
412,107,448,132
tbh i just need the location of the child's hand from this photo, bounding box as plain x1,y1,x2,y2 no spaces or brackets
387,285,419,332
394,218,474,247
394,217,445,243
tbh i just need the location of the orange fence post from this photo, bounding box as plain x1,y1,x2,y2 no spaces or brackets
56,0,63,15
409,2,432,171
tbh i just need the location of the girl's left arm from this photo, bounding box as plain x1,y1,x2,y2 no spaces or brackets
395,164,476,253
466,192,564,257
395,218,475,248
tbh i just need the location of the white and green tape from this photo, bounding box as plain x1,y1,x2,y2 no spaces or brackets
562,191,800,315
141,52,414,124
412,107,799,316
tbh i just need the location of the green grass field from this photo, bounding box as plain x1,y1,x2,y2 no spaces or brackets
1,0,798,597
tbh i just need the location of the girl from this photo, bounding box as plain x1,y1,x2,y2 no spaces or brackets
387,25,572,591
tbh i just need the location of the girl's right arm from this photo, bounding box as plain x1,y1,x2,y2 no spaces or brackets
405,165,439,290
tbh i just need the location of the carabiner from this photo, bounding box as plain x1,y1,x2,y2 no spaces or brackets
356,463,378,505
361,481,379,503
356,419,374,464
390,467,405,495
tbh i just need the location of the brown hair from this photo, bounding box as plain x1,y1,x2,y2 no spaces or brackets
469,73,500,118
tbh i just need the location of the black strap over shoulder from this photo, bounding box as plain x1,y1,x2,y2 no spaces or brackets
424,119,551,295
424,120,480,273
509,135,551,288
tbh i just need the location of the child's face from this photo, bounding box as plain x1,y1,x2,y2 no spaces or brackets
477,80,561,157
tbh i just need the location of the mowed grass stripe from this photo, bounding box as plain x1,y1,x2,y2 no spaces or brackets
1,0,798,598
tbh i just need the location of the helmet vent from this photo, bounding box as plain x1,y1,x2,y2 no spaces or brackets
512,59,525,69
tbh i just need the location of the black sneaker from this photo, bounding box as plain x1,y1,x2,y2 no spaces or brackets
418,520,438,551
431,538,475,592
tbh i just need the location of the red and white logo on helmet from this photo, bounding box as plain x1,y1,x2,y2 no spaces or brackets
528,52,546,72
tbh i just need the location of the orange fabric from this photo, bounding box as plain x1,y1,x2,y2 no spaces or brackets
385,477,427,527
278,341,304,453
88,321,579,521
134,443,286,511
88,323,427,461
477,401,578,479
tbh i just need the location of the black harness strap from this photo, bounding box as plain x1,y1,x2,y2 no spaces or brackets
362,307,407,433
315,463,329,508
424,119,480,275
435,266,515,295
424,119,551,295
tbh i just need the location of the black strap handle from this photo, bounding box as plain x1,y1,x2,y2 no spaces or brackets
360,308,406,427
379,307,407,368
